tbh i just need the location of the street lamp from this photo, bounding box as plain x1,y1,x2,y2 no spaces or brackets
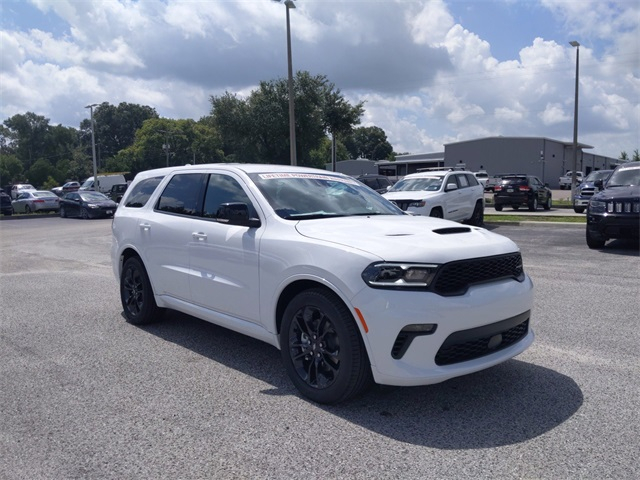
158,129,171,167
273,0,297,165
85,104,99,192
569,40,580,199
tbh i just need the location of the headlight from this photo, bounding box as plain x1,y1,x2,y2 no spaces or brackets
362,262,439,289
589,200,606,214
87,203,99,208
409,201,425,208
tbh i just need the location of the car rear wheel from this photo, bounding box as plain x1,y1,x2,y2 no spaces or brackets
59,206,66,218
24,205,31,214
120,256,165,325
512,205,520,210
528,197,538,211
574,207,585,214
281,288,372,404
586,228,607,249
494,204,503,211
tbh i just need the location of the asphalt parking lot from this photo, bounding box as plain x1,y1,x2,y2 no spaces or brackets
0,217,638,479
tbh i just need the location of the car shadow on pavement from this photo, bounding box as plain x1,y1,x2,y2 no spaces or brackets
139,311,583,449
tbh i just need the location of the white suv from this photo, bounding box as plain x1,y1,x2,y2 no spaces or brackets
382,170,484,225
111,164,533,404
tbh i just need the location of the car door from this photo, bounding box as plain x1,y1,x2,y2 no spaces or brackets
64,192,81,216
188,172,263,324
141,173,205,302
531,177,547,203
443,173,466,221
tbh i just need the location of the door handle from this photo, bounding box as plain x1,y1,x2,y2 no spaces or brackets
139,223,151,231
193,232,207,241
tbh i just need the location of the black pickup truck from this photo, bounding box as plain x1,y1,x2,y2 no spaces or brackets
108,183,128,203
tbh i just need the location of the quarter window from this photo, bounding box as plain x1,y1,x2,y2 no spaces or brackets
125,176,164,208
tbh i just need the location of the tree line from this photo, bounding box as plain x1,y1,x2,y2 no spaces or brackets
0,72,395,190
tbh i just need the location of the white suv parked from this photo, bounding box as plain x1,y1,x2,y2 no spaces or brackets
111,164,533,404
382,170,484,225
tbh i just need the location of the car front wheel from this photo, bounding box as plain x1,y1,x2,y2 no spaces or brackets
120,256,165,325
80,207,90,219
494,204,503,211
544,196,552,211
574,207,585,213
586,228,607,249
281,288,372,404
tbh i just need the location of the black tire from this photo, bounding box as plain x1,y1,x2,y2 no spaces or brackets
80,207,89,219
25,205,31,214
586,228,606,249
574,207,585,214
468,200,484,226
494,204,503,212
528,197,538,211
60,206,66,218
512,205,520,210
280,288,372,404
544,196,552,211
120,256,165,325
429,207,444,218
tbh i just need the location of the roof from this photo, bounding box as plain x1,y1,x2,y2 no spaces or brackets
444,136,594,150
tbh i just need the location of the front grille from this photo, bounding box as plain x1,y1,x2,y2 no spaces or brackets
579,187,596,197
390,200,414,211
431,252,524,296
435,313,530,366
607,200,640,214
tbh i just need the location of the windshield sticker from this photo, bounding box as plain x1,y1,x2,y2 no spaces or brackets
259,173,359,185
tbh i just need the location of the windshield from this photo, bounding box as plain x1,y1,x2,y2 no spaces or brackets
249,172,403,219
606,167,640,187
80,192,109,201
585,170,612,182
388,176,443,192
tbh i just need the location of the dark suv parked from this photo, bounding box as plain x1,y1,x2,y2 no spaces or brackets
493,175,552,211
356,174,394,194
586,163,640,249
1,190,13,215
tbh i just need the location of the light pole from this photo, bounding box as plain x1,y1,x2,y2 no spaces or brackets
158,129,171,167
570,40,580,199
273,0,297,165
85,104,98,192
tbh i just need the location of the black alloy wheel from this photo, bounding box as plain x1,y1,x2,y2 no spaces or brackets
528,197,538,211
59,206,66,218
544,195,552,211
586,228,607,249
120,256,164,325
281,288,372,404
429,208,444,218
469,201,484,226
25,205,31,214
80,207,90,219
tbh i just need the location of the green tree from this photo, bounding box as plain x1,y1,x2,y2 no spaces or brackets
0,154,24,185
343,126,393,161
633,149,639,161
619,151,629,160
309,136,350,168
27,158,58,188
2,112,51,171
210,72,364,167
80,102,159,162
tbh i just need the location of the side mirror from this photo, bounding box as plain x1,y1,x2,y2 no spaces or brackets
594,179,603,189
216,202,261,228
445,182,458,192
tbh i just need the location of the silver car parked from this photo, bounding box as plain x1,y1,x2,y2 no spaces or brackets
11,190,60,213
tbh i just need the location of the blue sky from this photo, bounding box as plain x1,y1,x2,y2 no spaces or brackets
1,0,638,159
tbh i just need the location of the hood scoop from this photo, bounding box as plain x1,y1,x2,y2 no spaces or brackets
433,227,472,235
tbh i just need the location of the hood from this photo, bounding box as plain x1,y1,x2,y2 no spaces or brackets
593,185,640,201
294,215,518,264
383,190,439,200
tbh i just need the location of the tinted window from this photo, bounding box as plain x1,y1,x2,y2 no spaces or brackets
125,176,164,208
202,174,257,219
456,174,470,188
466,174,479,186
156,173,204,216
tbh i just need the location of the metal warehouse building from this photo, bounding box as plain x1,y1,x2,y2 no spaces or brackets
336,136,621,188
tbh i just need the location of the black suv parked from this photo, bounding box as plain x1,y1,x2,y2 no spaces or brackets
493,175,552,211
356,174,394,194
1,190,13,215
586,163,640,249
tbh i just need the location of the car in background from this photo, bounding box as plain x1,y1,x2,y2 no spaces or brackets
108,183,129,203
382,169,484,225
573,170,613,213
485,173,517,192
10,184,36,200
1,190,13,215
111,164,533,404
493,175,552,211
474,171,489,189
559,171,584,190
52,181,81,197
11,190,60,213
586,163,640,249
59,191,118,219
355,174,394,194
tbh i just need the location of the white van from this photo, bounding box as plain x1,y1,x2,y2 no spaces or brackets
80,174,127,194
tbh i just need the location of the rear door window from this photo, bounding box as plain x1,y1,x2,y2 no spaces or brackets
125,176,164,208
156,173,205,216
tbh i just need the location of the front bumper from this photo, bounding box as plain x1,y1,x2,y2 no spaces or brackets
587,213,640,239
350,275,534,386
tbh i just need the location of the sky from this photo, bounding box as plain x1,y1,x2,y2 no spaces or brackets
1,0,638,159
